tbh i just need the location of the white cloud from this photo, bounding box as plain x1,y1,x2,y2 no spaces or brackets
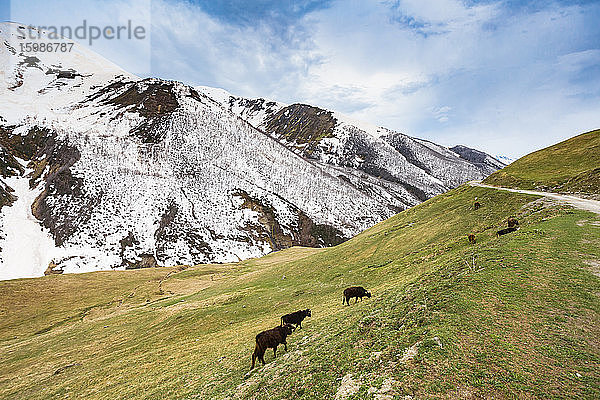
292,0,600,157
149,0,324,100
432,106,452,123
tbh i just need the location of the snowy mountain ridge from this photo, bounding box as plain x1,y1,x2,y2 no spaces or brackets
197,87,505,194
0,22,504,280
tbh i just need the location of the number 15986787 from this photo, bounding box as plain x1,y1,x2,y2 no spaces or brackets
19,42,74,53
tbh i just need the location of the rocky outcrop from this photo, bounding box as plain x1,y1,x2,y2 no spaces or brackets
44,261,63,275
104,79,180,143
263,104,337,157
234,189,346,250
124,254,159,270
0,182,17,210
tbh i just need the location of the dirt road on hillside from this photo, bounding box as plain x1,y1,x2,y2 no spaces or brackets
469,181,600,216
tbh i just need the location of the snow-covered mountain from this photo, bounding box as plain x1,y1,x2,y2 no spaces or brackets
494,154,515,165
198,86,504,198
0,22,504,279
449,145,506,171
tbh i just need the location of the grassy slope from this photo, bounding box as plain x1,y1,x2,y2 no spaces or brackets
1,185,599,399
484,129,600,195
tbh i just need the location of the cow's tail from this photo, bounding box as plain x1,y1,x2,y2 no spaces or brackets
342,294,346,305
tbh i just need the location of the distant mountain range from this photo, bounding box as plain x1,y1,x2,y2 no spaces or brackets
0,22,504,279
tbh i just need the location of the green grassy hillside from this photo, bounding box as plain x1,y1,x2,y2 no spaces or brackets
1,184,599,399
484,129,600,195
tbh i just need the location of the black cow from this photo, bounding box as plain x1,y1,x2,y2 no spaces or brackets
281,309,311,329
468,233,476,244
251,324,295,369
343,286,371,305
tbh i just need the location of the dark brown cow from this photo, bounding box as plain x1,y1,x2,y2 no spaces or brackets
343,286,371,305
507,217,519,228
468,233,476,244
251,324,295,369
474,201,482,210
281,309,311,329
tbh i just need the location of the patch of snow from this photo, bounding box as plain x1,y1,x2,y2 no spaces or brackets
331,110,382,138
0,171,56,280
195,85,233,105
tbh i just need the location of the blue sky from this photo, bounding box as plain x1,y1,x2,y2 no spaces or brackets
3,0,600,158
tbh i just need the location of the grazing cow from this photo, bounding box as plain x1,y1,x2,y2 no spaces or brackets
497,227,518,237
251,324,295,369
507,217,519,228
343,286,371,305
468,234,476,244
474,201,482,210
281,309,311,329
